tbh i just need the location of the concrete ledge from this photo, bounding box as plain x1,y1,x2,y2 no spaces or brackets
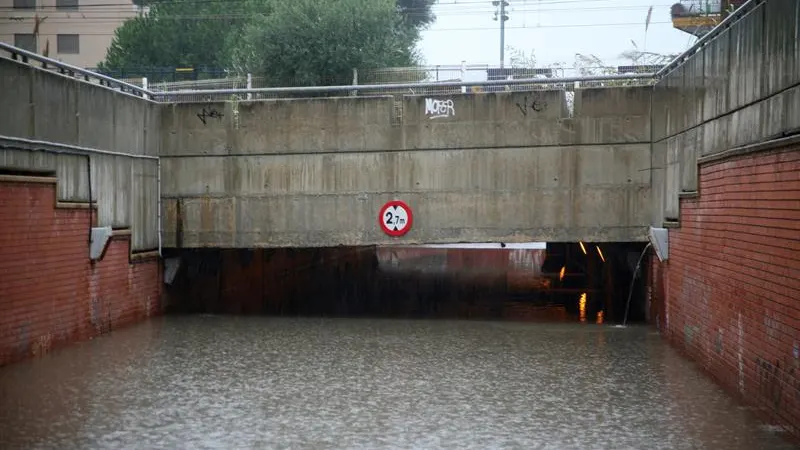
0,174,56,184
679,191,699,199
110,229,159,262
663,220,680,229
698,133,800,166
131,250,160,262
56,201,96,209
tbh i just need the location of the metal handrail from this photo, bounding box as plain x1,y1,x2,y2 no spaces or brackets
656,0,765,78
0,41,655,100
155,73,656,98
0,42,151,97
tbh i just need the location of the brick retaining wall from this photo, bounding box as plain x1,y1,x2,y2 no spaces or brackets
0,176,161,367
650,146,800,438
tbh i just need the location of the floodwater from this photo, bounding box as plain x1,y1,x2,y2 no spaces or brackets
0,316,795,450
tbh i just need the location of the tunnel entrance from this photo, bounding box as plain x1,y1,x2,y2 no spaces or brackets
163,242,651,324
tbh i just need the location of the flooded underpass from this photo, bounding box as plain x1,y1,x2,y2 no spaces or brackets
0,244,796,449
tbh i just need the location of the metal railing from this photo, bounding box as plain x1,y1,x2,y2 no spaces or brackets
150,73,656,102
1,41,656,103
145,65,658,102
657,0,763,77
0,41,150,98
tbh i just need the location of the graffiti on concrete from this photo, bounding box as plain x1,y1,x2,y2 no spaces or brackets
424,98,455,119
197,107,224,125
515,94,547,116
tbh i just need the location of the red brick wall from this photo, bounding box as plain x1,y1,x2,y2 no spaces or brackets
651,147,800,437
0,177,161,367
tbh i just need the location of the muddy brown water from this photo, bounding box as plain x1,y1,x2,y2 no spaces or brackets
0,316,795,449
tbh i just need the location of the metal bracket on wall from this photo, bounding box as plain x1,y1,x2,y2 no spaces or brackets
648,226,669,262
90,226,113,261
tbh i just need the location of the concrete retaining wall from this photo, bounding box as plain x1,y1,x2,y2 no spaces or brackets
0,57,160,156
0,57,160,252
651,0,800,225
160,87,653,247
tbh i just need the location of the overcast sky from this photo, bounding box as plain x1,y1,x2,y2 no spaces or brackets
416,0,697,69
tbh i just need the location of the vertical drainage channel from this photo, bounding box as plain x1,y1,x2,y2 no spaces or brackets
175,199,184,249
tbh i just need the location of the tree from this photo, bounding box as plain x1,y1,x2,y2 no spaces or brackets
396,0,436,29
99,0,249,74
100,0,434,82
228,0,421,87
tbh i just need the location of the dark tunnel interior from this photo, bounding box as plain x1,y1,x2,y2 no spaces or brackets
162,242,652,324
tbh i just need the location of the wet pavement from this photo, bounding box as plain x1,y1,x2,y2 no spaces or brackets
0,316,795,450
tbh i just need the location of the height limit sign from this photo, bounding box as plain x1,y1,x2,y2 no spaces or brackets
379,200,413,237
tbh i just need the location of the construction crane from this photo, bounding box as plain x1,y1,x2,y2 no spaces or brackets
669,0,747,37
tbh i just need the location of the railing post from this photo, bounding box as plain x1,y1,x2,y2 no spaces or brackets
247,73,252,100
461,60,467,93
351,68,358,97
142,77,149,100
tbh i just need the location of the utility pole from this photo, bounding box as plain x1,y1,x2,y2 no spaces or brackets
492,1,509,68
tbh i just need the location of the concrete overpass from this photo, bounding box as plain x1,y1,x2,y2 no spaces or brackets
158,87,652,247
0,55,652,248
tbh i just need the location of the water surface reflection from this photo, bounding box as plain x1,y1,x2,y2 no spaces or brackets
0,316,793,449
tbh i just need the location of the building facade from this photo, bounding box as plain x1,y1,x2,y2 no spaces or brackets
0,0,140,68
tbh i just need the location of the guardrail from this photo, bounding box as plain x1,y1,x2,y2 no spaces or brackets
152,73,656,102
656,0,764,77
0,41,150,98
1,41,655,102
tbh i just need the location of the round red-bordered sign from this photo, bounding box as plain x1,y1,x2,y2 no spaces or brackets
378,200,413,237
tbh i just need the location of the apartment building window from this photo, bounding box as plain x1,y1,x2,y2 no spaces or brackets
57,34,80,54
56,0,79,10
13,0,36,9
14,34,37,52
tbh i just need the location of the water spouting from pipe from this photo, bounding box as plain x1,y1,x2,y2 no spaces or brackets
621,242,652,327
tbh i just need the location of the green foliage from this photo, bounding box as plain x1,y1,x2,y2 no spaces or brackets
100,0,433,85
100,0,249,73
228,0,420,86
396,0,436,28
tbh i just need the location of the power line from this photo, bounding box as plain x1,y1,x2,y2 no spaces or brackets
0,8,670,21
7,21,675,34
0,4,673,15
0,0,661,11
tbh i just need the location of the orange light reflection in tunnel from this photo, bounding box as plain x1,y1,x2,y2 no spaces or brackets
579,293,587,323
596,311,604,324
596,245,605,263
559,266,565,281
579,241,587,255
